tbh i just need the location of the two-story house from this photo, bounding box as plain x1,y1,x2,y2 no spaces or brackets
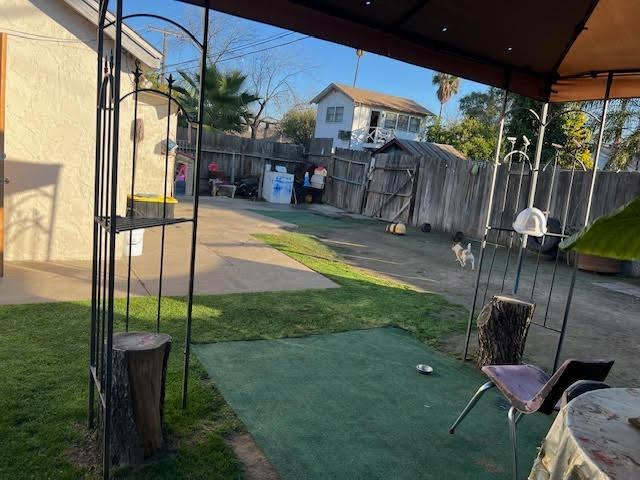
311,83,434,151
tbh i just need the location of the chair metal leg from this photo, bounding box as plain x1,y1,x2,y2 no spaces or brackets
515,411,524,425
508,406,519,480
449,381,494,434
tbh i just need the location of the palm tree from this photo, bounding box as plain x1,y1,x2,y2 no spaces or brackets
174,66,259,133
432,72,460,120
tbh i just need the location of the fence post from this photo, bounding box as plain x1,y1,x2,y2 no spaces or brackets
258,156,265,199
407,160,421,225
231,152,236,183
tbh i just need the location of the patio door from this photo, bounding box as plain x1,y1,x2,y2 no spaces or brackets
0,33,6,276
367,110,380,143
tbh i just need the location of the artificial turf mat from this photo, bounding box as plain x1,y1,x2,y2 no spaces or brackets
249,209,358,228
194,328,552,479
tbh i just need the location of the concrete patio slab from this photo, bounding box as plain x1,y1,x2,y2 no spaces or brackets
0,198,337,304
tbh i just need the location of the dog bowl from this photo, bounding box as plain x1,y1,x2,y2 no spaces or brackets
416,364,433,375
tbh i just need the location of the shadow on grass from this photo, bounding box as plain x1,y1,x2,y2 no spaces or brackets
0,231,467,478
0,299,243,479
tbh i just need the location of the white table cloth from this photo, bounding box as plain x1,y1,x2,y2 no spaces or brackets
529,388,640,480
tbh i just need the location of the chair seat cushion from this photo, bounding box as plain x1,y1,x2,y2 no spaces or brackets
482,364,550,412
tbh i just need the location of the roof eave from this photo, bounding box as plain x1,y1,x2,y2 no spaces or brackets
310,83,352,104
62,0,163,69
311,84,433,117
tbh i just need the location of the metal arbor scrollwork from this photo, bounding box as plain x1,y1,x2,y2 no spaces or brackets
462,74,614,372
88,1,210,478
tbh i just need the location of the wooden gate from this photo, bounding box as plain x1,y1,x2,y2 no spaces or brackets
363,154,419,223
324,148,370,213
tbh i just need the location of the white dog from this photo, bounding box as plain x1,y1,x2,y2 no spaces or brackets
452,242,475,270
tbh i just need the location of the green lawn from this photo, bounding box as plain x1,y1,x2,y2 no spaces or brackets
0,232,467,478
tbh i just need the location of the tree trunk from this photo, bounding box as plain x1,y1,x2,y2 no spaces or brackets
476,295,535,368
100,332,172,468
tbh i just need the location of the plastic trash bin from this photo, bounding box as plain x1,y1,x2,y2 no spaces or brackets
124,229,144,257
262,171,294,204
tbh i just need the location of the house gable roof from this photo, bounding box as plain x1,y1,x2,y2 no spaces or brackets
62,0,162,68
374,138,467,162
311,83,433,117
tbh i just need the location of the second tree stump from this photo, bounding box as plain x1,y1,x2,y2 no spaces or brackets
476,295,535,368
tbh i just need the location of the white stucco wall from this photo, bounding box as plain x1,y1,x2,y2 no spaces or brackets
1,0,176,261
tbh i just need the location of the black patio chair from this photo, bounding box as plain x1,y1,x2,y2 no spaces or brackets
448,359,614,480
560,379,610,408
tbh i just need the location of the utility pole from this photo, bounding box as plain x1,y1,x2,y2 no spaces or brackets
353,49,364,87
146,26,186,81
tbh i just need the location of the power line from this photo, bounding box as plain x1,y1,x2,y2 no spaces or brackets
219,35,310,63
163,32,298,71
159,32,292,70
214,31,295,57
0,27,95,44
1,26,158,44
164,35,310,75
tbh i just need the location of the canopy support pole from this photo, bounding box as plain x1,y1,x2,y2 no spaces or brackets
513,102,548,294
553,72,613,372
463,88,509,361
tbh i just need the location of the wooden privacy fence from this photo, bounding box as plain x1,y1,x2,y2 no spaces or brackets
323,148,370,213
176,129,640,241
320,150,421,222
177,127,308,192
412,155,640,240
363,154,419,222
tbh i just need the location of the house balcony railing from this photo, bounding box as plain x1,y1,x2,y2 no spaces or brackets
366,126,396,144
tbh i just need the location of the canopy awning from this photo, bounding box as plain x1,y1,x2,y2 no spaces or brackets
179,0,640,102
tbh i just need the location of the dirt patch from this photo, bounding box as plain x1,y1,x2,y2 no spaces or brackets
227,433,278,480
65,422,101,476
65,421,178,476
294,219,640,386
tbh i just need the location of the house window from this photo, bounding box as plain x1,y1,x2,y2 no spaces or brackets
409,116,421,133
384,112,398,129
326,106,344,123
337,130,351,141
397,114,409,131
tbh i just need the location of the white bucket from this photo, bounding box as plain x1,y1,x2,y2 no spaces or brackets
311,174,325,189
124,229,144,257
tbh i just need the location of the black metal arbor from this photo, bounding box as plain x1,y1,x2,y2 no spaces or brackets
462,75,614,371
88,1,210,478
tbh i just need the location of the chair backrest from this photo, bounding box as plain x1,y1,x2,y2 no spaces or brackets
534,359,614,414
560,380,610,409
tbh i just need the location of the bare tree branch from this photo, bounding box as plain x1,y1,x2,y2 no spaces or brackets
242,49,311,138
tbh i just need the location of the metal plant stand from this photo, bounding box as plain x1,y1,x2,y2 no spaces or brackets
462,75,614,371
88,1,210,478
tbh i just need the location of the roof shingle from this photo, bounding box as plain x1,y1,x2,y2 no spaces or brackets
311,83,433,117
374,138,467,162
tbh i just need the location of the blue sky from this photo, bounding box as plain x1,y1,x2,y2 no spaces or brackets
122,1,488,119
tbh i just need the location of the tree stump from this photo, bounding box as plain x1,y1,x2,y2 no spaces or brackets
476,295,535,368
101,332,171,467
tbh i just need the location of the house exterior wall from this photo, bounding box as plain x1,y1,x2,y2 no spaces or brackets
313,88,426,151
313,89,354,150
1,0,176,261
